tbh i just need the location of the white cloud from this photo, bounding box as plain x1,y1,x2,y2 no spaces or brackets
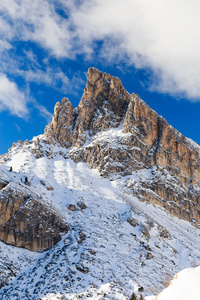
0,73,52,122
14,123,21,133
17,67,84,96
1,0,200,100
0,74,28,117
0,0,73,58
21,68,53,86
68,0,200,100
30,99,52,123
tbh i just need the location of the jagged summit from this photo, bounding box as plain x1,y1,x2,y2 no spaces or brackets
44,67,200,226
1,68,200,299
1,67,200,237
44,67,131,147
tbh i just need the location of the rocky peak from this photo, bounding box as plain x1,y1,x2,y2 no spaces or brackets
45,67,130,147
122,93,161,147
44,67,200,227
45,97,74,148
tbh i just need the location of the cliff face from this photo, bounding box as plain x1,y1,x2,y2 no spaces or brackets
0,180,68,251
45,67,200,227
1,68,200,298
0,67,199,253
45,67,130,147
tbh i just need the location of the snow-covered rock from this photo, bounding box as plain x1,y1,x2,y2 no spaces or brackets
0,139,200,298
44,67,200,227
1,68,200,299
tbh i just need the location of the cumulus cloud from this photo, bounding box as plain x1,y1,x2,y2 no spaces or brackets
0,0,73,58
1,0,200,100
68,0,200,100
0,74,28,117
0,73,52,122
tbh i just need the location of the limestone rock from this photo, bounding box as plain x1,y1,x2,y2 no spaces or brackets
45,67,130,147
127,218,138,227
44,67,200,227
76,263,89,274
0,183,69,251
45,97,73,147
68,204,77,211
0,179,8,191
123,94,200,186
146,252,153,260
77,201,87,210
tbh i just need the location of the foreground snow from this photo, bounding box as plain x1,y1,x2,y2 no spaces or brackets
146,266,200,300
0,137,200,299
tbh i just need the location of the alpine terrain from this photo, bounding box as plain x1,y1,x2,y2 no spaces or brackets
0,67,200,299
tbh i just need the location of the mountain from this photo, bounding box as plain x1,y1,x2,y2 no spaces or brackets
0,67,200,299
45,67,200,227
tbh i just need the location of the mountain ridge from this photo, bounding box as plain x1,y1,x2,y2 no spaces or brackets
45,67,200,227
0,67,200,299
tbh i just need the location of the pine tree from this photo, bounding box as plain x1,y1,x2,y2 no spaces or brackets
130,293,137,300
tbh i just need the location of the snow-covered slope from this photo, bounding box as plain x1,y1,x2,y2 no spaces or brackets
0,137,200,299
146,266,200,300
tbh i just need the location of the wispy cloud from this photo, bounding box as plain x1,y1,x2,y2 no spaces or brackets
13,122,21,133
0,0,74,120
1,0,200,102
0,74,28,118
0,0,73,57
30,99,52,123
68,0,200,100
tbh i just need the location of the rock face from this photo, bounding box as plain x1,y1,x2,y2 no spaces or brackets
45,67,200,227
0,182,69,251
45,67,130,147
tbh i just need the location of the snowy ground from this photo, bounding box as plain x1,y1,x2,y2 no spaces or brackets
0,138,200,299
146,266,200,300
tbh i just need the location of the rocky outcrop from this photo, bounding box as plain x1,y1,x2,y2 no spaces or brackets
44,67,200,227
0,183,69,251
45,97,74,148
123,95,200,186
45,67,130,147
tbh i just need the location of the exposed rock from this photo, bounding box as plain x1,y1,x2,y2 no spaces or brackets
45,67,130,148
127,218,138,227
45,97,74,147
0,179,8,191
77,200,87,210
89,249,96,255
0,184,26,227
158,225,171,239
76,263,89,274
140,224,150,240
146,252,153,260
77,232,86,244
123,94,200,187
43,67,200,227
46,186,54,191
144,245,151,251
0,183,69,251
40,180,46,186
68,204,77,211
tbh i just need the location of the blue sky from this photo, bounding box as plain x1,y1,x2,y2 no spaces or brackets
0,0,200,154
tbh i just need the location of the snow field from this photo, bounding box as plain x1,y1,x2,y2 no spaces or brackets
0,137,200,299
